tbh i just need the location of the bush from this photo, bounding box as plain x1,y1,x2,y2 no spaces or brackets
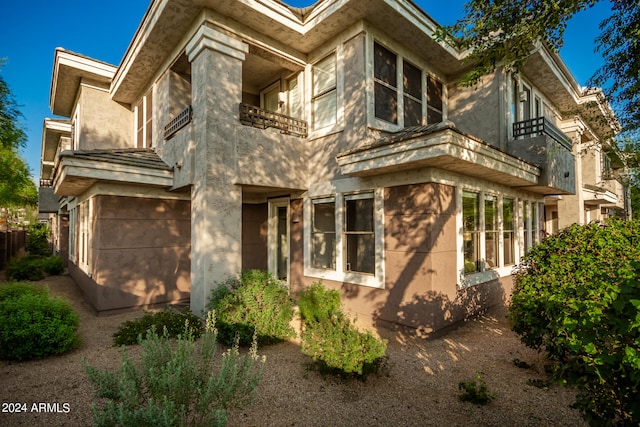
510,219,640,425
206,270,296,347
5,255,65,281
0,282,80,360
458,374,495,405
25,223,52,257
113,310,204,346
298,282,387,378
86,312,265,427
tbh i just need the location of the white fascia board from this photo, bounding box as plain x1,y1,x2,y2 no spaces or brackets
50,49,116,112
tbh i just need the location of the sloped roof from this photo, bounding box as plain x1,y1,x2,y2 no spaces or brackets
59,148,172,171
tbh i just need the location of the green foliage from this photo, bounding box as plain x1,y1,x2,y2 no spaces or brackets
112,310,204,346
86,312,265,427
0,61,37,207
510,219,640,425
6,254,64,281
25,223,52,256
298,282,387,378
297,281,342,324
0,282,80,360
206,270,295,347
458,374,495,405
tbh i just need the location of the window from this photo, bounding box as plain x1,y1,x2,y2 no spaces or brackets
403,61,422,126
374,42,398,124
344,193,375,274
287,74,302,119
374,41,444,127
523,201,531,254
311,198,336,269
427,75,443,124
312,54,337,129
135,90,153,148
503,198,515,266
261,82,280,113
463,191,480,273
484,195,498,269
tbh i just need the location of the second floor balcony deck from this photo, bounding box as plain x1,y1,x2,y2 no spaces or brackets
508,116,575,195
239,103,308,138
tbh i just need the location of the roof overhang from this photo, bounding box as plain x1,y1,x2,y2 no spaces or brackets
111,0,464,104
53,150,174,196
41,119,71,180
50,48,116,117
337,123,540,188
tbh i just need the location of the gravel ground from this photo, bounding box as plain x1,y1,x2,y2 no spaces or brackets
1,273,587,427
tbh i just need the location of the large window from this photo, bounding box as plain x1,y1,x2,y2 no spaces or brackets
311,198,336,269
374,41,444,127
287,74,302,119
344,193,375,274
463,191,480,273
312,54,337,130
484,195,498,269
503,198,515,266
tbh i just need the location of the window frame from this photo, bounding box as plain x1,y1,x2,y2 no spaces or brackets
371,38,445,130
311,53,337,131
304,187,384,289
135,89,153,148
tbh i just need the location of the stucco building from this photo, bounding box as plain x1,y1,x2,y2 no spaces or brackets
39,0,626,334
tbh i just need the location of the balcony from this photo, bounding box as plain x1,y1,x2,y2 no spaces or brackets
508,117,575,195
239,103,307,138
164,106,192,140
513,117,572,149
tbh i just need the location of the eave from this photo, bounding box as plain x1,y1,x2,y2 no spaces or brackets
50,49,116,117
53,149,174,196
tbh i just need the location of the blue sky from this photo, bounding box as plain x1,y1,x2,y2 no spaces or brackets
0,0,612,184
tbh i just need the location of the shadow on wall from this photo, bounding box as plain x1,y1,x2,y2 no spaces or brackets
72,196,191,315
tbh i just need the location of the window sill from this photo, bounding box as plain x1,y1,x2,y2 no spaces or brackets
458,266,513,289
304,265,384,289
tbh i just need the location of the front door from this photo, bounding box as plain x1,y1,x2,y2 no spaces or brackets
268,198,289,283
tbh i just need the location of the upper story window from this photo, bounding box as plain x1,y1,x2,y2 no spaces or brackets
312,54,337,130
287,74,302,119
373,41,444,128
135,90,153,148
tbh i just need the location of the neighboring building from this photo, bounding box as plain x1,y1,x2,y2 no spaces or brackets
38,0,623,332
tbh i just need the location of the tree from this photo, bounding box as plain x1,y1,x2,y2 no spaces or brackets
0,60,37,207
440,0,640,135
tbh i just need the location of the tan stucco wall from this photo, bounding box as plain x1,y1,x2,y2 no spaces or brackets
72,195,190,314
78,85,132,149
290,182,511,336
448,72,503,148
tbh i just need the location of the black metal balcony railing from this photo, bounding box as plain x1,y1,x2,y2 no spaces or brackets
239,103,308,138
513,117,572,150
40,179,53,188
164,105,192,140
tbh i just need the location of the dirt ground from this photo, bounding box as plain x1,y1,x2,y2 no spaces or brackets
1,273,587,426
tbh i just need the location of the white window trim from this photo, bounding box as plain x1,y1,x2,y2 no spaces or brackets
307,47,345,139
304,186,385,289
367,34,447,132
458,187,542,289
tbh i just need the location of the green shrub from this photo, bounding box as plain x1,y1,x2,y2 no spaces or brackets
25,223,52,257
6,254,46,281
458,374,495,405
0,283,80,360
86,312,265,427
510,219,640,425
297,281,342,324
113,310,204,346
42,256,64,275
5,255,65,281
0,281,48,300
298,282,387,378
206,270,296,347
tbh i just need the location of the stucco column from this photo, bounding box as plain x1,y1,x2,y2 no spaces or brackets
557,123,585,229
186,26,248,315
